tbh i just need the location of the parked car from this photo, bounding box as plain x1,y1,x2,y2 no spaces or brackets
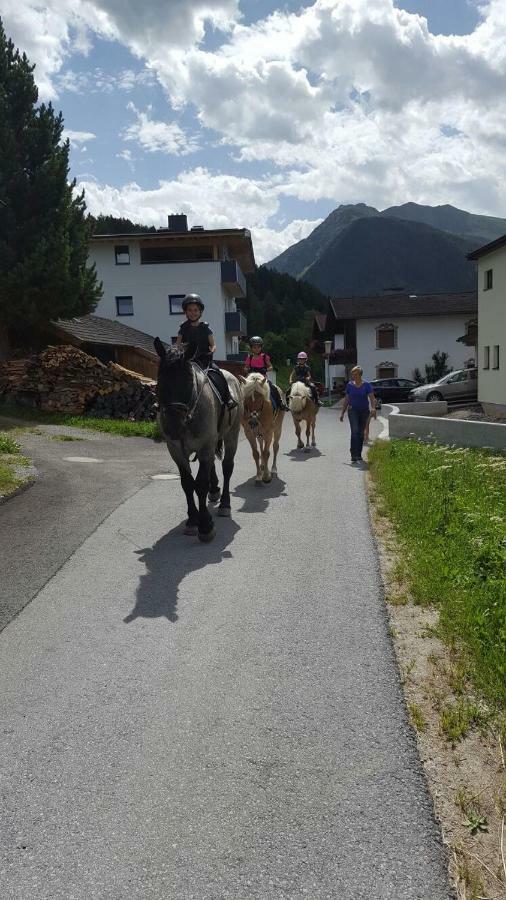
369,377,420,404
408,368,478,403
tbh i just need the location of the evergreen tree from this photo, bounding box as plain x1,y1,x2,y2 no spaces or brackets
90,214,156,235
0,19,101,331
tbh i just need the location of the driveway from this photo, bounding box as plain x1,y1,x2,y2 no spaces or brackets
0,411,452,899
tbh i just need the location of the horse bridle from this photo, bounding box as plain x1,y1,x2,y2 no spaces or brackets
163,363,207,425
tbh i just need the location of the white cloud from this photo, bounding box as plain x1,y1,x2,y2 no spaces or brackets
63,129,96,147
121,103,199,155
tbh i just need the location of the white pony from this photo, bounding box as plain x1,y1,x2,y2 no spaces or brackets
289,381,318,452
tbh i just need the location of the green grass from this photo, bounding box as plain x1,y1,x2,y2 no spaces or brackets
369,440,506,708
439,698,487,745
0,402,159,439
0,430,32,496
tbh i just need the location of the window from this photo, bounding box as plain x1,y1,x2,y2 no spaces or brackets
141,245,213,264
376,323,397,349
169,294,186,315
483,346,490,369
447,370,468,383
116,296,133,316
493,345,500,369
115,245,130,265
377,362,397,379
484,268,493,290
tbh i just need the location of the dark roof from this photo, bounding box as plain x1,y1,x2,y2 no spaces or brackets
467,234,506,260
51,315,168,356
329,291,477,321
90,227,256,273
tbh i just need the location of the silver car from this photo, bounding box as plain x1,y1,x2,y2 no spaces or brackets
409,368,478,402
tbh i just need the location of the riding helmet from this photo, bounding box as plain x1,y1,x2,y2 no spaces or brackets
182,293,205,312
249,335,263,346
297,351,308,360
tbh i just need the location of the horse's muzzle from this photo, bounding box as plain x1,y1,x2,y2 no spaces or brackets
248,413,260,430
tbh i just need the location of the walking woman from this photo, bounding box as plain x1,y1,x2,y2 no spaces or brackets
339,366,377,463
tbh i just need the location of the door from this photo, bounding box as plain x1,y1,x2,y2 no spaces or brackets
443,370,468,400
397,379,416,400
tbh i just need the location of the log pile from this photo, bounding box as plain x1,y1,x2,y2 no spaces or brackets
0,345,158,420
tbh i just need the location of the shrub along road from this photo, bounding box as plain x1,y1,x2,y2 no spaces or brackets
0,413,452,899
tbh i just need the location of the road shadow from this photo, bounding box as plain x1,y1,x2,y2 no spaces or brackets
233,476,287,514
124,517,240,624
284,447,324,461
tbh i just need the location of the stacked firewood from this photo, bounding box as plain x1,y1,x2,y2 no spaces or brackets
0,345,158,420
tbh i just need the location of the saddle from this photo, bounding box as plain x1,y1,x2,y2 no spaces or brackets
206,366,229,406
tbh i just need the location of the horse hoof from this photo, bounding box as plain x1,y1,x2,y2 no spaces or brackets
209,491,221,503
311,442,316,448
303,447,311,453
262,476,272,483
198,528,216,543
217,506,231,517
184,525,198,536
255,478,263,486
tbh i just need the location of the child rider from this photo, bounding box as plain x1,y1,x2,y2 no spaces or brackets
176,293,237,410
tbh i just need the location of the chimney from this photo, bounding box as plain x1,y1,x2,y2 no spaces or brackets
168,214,188,232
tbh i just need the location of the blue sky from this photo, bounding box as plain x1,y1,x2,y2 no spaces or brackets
2,0,504,262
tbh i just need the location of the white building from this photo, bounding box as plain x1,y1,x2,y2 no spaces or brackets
468,237,506,417
314,291,477,386
89,215,255,362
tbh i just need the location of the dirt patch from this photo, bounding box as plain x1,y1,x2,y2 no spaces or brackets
444,404,506,425
368,477,506,900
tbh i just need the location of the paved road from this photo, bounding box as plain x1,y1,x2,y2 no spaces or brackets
0,412,452,899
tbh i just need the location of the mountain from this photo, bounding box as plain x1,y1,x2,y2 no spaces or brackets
381,202,506,245
268,202,506,296
269,203,379,279
298,217,477,296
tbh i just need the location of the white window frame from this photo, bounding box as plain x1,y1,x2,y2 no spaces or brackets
376,361,398,379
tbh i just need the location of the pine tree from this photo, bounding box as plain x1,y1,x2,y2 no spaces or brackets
0,19,101,332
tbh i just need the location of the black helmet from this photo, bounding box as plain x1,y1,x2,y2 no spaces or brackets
182,293,205,312
249,335,263,346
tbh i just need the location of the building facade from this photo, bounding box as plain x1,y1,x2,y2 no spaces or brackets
312,292,477,388
89,216,254,362
468,237,506,417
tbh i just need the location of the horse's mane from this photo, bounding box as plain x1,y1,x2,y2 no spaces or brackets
242,373,270,402
289,381,310,412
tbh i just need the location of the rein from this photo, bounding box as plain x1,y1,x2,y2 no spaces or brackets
164,363,208,425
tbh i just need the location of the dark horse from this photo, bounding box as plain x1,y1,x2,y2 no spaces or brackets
154,339,243,542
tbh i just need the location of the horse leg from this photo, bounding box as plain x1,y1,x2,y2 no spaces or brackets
311,414,317,447
179,465,199,535
243,422,262,483
295,419,303,450
272,423,281,476
195,457,215,542
262,435,272,483
218,452,234,517
304,418,311,452
208,462,221,503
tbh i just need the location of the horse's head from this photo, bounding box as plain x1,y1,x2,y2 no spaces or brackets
154,337,195,439
243,373,270,431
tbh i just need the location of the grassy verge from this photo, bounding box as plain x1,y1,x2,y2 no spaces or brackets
0,402,159,439
0,433,33,497
369,440,506,708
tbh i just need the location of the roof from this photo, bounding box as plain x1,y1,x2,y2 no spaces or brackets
329,291,477,321
51,315,168,357
467,234,506,260
90,227,256,273
314,313,327,332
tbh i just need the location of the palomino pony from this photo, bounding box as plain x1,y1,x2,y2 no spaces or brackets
241,373,284,484
289,381,319,452
154,339,243,542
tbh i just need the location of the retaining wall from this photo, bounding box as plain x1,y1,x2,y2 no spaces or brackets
389,412,506,450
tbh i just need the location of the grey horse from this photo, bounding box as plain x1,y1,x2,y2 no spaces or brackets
154,339,243,542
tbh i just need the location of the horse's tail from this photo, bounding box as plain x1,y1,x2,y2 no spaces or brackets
289,383,309,413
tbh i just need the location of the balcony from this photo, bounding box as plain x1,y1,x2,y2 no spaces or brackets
329,348,357,365
225,310,248,335
221,260,246,298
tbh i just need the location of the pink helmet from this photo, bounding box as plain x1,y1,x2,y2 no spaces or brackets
297,351,308,360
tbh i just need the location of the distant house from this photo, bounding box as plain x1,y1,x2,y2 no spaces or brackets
88,214,254,363
312,291,477,387
468,237,506,417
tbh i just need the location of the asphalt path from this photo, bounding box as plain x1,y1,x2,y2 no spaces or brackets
0,411,452,899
